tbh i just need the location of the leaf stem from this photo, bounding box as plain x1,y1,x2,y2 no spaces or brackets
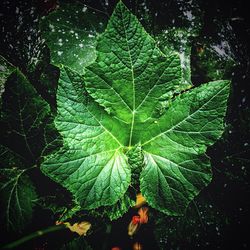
2,225,65,249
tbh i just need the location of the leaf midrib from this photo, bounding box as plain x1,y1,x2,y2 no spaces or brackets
120,9,135,147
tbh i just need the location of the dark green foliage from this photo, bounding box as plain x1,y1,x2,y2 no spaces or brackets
0,168,37,232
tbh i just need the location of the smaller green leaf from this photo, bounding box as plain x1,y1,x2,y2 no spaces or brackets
40,2,107,73
0,167,37,232
0,70,61,164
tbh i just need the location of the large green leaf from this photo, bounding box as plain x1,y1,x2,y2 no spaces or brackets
40,1,107,74
0,167,37,232
42,1,230,216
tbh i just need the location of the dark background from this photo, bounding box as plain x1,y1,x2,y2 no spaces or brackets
0,0,249,249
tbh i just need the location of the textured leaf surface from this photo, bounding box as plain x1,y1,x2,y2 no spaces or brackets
102,190,135,220
0,168,37,232
85,2,190,145
42,67,131,209
0,70,61,164
40,2,107,73
42,1,230,216
140,81,230,214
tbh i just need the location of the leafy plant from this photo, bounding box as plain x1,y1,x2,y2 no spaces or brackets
41,1,230,216
40,1,107,74
0,0,235,248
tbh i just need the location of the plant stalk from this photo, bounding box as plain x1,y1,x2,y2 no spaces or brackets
2,225,65,249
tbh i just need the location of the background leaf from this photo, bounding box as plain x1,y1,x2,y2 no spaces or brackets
0,167,37,232
40,1,107,74
0,68,62,232
0,70,61,164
